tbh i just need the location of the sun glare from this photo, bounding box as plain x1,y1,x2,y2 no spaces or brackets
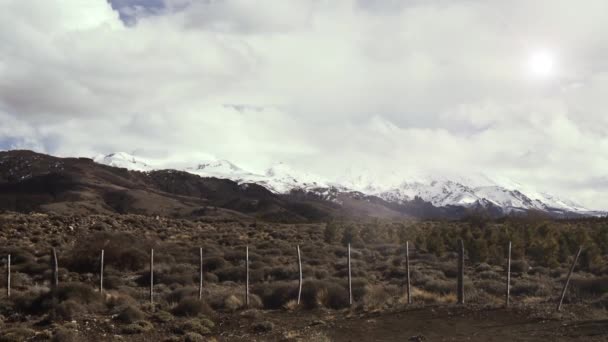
527,49,556,79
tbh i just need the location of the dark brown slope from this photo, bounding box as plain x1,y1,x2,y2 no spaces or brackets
0,150,341,221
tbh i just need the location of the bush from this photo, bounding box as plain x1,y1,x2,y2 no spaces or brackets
16,283,105,316
254,282,297,309
301,280,349,309
172,318,215,335
252,321,274,333
0,327,36,342
121,320,153,334
52,327,79,342
172,297,213,317
116,305,145,324
56,300,86,320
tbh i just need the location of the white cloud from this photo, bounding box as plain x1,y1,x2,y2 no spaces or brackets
1,0,608,208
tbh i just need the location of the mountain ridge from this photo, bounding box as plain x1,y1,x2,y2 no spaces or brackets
93,152,601,217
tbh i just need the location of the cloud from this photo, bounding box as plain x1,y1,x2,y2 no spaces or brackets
1,0,608,208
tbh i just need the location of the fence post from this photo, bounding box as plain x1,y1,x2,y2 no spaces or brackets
457,239,465,305
150,248,154,306
348,243,353,306
297,245,303,305
100,249,104,295
246,245,250,307
506,241,511,308
199,247,203,301
6,254,10,298
50,248,59,319
406,241,411,304
52,248,59,288
557,246,582,312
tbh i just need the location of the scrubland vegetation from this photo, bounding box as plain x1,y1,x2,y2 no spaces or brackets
0,212,607,340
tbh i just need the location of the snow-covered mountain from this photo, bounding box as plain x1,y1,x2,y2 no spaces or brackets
93,152,596,216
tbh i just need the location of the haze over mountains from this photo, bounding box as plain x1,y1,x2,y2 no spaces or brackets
93,152,599,217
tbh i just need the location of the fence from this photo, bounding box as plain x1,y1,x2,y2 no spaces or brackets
2,240,584,312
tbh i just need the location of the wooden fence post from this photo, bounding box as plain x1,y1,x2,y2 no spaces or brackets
246,245,250,307
506,241,511,308
557,246,582,312
457,239,465,305
297,245,303,305
199,247,203,301
150,248,154,306
6,254,10,298
51,248,59,319
100,249,104,295
348,243,353,306
52,248,59,288
406,241,411,304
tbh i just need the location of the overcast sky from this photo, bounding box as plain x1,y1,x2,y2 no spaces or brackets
1,0,608,208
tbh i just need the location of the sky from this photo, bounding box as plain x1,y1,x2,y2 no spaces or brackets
1,0,608,209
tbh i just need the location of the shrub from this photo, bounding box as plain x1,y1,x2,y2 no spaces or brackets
301,280,349,309
571,277,608,297
121,320,153,334
152,310,174,323
0,327,36,342
510,260,529,273
56,300,86,321
172,318,215,335
172,297,213,317
254,282,297,309
116,305,145,324
166,287,198,304
51,327,79,342
216,267,246,282
252,321,274,333
184,332,205,342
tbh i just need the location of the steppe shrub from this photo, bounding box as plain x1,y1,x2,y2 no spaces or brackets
204,256,227,272
254,282,298,309
55,300,86,320
166,287,199,303
172,297,213,317
0,327,36,342
172,318,215,335
52,327,79,342
216,266,245,282
570,276,608,297
121,320,153,334
116,305,145,324
17,283,105,316
65,232,151,272
253,321,274,332
301,280,349,309
510,260,529,273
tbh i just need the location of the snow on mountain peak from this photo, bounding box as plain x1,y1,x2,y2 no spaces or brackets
93,152,151,171
93,152,592,215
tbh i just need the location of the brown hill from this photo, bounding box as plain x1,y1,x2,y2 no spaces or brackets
0,150,413,222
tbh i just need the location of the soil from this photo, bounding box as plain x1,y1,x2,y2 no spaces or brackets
213,305,608,341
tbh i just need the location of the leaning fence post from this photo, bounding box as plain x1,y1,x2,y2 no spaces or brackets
457,239,465,305
199,247,204,300
100,249,104,295
6,254,10,298
246,245,250,307
348,243,353,306
557,246,582,312
506,241,511,308
150,248,154,306
52,248,59,288
406,241,411,304
297,245,303,305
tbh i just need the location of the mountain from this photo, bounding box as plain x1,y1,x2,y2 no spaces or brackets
94,152,599,217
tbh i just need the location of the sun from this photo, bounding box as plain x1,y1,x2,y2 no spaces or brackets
526,49,556,79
